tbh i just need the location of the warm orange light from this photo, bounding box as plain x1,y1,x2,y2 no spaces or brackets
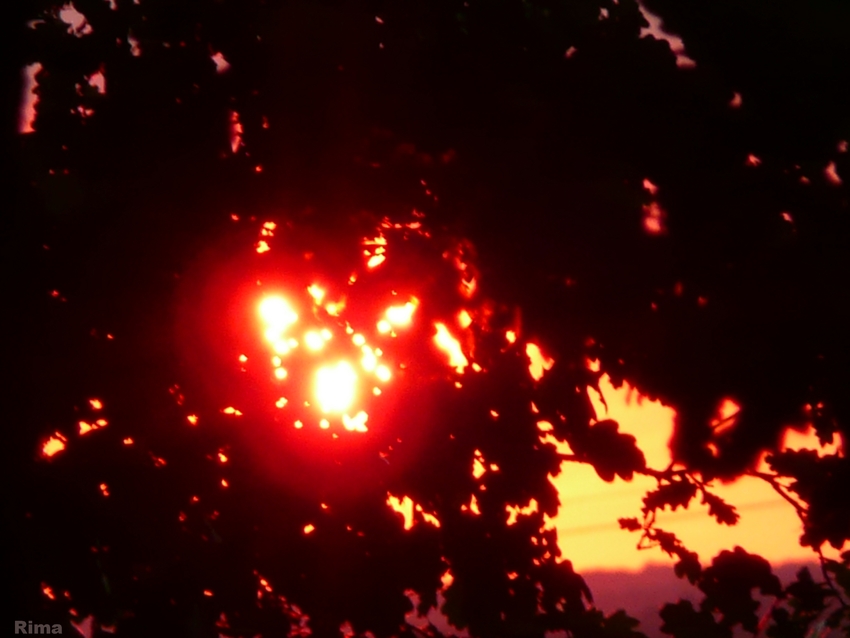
42,434,66,458
377,319,392,334
256,240,270,253
458,310,472,329
505,330,517,344
99,483,109,497
307,284,325,303
303,524,315,534
434,323,468,373
187,414,199,425
123,437,134,445
385,301,416,326
506,499,538,526
526,343,554,381
218,452,228,463
375,364,391,382
472,450,486,479
387,494,415,530
89,399,103,410
367,254,386,269
222,407,243,416
275,397,287,408
274,368,287,380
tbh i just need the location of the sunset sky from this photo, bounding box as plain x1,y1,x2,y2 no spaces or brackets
549,373,844,573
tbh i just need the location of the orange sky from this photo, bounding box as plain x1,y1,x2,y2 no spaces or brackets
548,374,845,572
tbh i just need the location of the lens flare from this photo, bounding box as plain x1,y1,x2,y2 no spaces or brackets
315,362,357,413
259,296,298,336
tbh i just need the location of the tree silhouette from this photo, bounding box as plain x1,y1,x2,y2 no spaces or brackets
6,1,850,637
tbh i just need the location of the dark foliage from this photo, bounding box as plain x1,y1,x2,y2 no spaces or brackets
5,0,850,636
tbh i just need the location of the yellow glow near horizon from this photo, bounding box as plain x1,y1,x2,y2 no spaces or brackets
549,372,846,572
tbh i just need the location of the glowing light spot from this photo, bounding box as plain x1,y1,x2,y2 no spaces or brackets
642,201,666,235
730,92,742,108
458,310,472,329
221,479,229,488
537,420,553,432
274,367,287,380
825,161,843,186
204,590,214,597
78,420,106,435
304,331,325,351
526,343,554,381
385,302,416,326
373,387,381,396
506,330,517,344
367,254,386,269
128,32,141,57
319,419,330,429
375,365,391,382
506,499,539,526
472,450,486,479
377,319,391,334
342,411,369,432
218,452,228,463
89,399,103,410
469,495,481,515
489,409,499,419
42,434,66,458
99,483,109,497
308,284,325,303
259,297,298,336
361,346,378,372
58,3,92,36
387,494,414,530
321,328,332,341
42,585,56,600
211,51,230,73
316,362,357,413
434,323,468,373
271,356,282,367
746,154,762,167
256,241,270,253
711,398,741,436
460,276,477,298
303,524,315,534
294,420,304,429
222,407,243,416
229,110,243,153
420,510,441,528
275,397,287,408
238,354,248,363
352,334,366,347
187,414,199,425
325,301,343,316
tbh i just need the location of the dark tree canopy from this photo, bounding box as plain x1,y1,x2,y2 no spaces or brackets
5,1,850,637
